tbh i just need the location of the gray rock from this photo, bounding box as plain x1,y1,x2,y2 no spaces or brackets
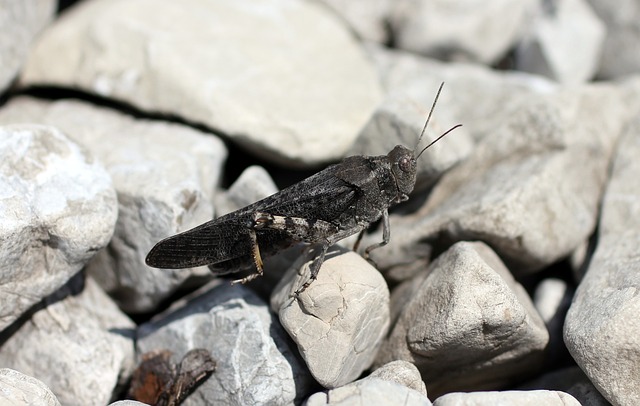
520,366,610,406
515,0,605,84
366,360,427,397
0,0,55,91
109,402,150,406
0,124,117,331
388,0,538,64
0,369,61,406
367,83,631,276
587,0,640,78
214,165,279,216
137,283,314,405
433,390,581,406
305,377,432,406
0,276,136,406
271,246,390,388
564,115,640,406
377,242,548,396
20,0,382,167
534,278,573,364
0,97,226,313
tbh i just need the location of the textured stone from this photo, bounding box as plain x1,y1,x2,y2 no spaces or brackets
388,0,537,64
271,246,390,388
377,242,548,396
433,390,581,406
0,276,135,406
366,360,427,397
0,0,55,91
137,283,314,405
214,165,279,216
318,0,392,43
0,124,117,331
564,116,640,406
0,369,61,406
305,378,431,406
20,0,382,167
0,97,226,313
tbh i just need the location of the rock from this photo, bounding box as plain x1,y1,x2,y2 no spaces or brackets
317,0,392,43
366,360,427,397
564,115,640,406
137,283,314,405
377,242,548,396
0,97,226,313
587,0,640,78
388,0,538,64
305,378,431,406
432,390,581,406
0,123,117,331
109,402,150,406
520,366,610,406
20,0,382,167
367,82,630,277
0,276,136,406
0,0,56,92
348,91,474,193
0,368,61,406
515,0,605,84
533,278,573,365
271,246,390,388
214,165,279,216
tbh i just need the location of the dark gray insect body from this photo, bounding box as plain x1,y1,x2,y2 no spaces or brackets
146,84,459,293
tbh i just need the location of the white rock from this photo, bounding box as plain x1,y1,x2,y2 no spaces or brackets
20,0,382,167
388,0,538,64
0,97,226,313
137,283,314,405
516,0,605,84
564,115,640,406
0,124,117,331
534,278,571,325
109,402,150,406
305,378,432,406
317,0,392,43
0,0,55,91
366,360,428,396
271,246,390,388
0,276,136,406
377,242,548,396
433,390,581,406
587,0,640,78
0,369,61,406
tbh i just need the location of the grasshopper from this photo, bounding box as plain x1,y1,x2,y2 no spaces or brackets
146,83,460,294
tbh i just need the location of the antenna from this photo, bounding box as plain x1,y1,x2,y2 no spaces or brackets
414,82,462,159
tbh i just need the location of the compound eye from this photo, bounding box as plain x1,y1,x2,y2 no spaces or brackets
399,156,413,172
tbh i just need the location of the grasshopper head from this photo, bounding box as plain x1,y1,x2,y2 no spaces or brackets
388,145,417,202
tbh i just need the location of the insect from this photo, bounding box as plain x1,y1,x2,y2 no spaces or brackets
146,83,461,294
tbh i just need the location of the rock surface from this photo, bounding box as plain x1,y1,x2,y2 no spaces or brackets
0,97,226,313
564,115,640,406
0,368,61,406
0,124,117,331
366,360,427,397
20,0,382,167
433,390,581,406
377,241,548,396
0,276,135,406
137,283,314,405
520,366,611,406
271,247,390,388
305,377,432,406
0,0,56,91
